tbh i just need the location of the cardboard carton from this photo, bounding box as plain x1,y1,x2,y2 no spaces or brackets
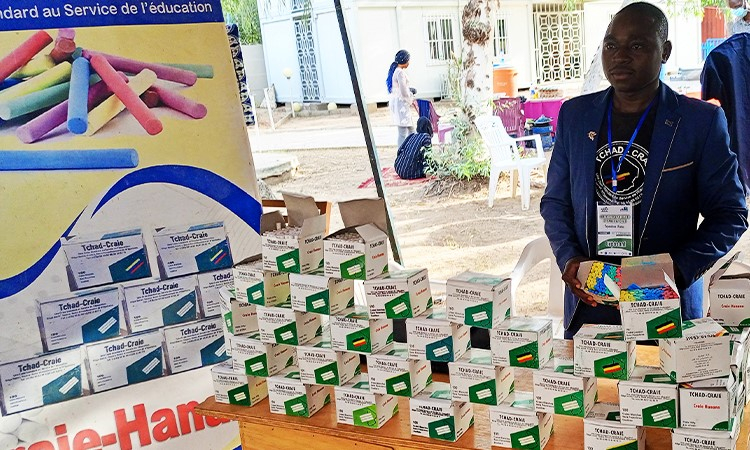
679,374,738,431
211,362,267,406
672,419,740,450
153,222,233,278
267,368,332,418
406,308,470,363
489,391,553,450
257,302,322,346
364,268,432,319
659,317,730,382
218,287,258,336
409,382,473,442
367,342,432,397
584,402,644,450
533,357,597,417
708,254,750,327
290,270,354,315
446,271,511,329
330,306,393,354
231,331,296,377
196,269,233,317
577,260,621,305
84,330,164,393
491,317,553,369
618,365,679,428
334,374,398,429
261,193,327,274
232,255,290,306
162,318,228,374
574,324,635,380
122,275,199,332
449,348,515,406
297,336,360,386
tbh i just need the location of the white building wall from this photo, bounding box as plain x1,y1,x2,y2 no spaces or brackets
260,19,302,103
499,2,534,89
315,10,356,102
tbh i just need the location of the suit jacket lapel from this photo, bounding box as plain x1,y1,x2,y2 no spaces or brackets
581,89,611,257
638,83,681,252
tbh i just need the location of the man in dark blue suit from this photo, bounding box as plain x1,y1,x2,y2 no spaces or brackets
541,2,748,339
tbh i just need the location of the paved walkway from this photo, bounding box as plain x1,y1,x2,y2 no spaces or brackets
249,125,399,153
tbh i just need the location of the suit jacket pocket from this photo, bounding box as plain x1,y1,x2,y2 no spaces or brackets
662,161,694,173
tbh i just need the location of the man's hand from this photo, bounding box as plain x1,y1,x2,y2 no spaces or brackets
562,256,598,307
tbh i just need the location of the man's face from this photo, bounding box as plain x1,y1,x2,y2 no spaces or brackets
602,11,671,94
728,0,747,10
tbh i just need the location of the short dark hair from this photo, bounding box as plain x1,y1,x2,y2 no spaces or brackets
617,2,669,43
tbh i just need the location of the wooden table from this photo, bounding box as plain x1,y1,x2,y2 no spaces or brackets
196,342,750,449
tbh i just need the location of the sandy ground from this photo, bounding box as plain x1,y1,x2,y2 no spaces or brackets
257,102,750,318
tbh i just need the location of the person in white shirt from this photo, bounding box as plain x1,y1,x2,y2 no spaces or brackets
386,49,416,147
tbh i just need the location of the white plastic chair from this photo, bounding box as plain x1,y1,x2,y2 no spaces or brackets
475,115,547,210
510,236,565,337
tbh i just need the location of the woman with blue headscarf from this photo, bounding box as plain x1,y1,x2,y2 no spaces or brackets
387,49,416,147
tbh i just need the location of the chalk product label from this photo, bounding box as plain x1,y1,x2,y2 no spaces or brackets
594,353,629,379
306,290,329,314
428,417,456,441
553,391,584,417
386,372,412,396
195,240,233,272
464,301,493,329
341,255,366,280
469,379,498,405
109,248,151,282
353,404,379,428
274,322,299,346
161,291,198,326
228,384,251,406
426,336,454,362
346,328,371,353
509,342,539,369
646,309,682,339
200,336,228,366
510,425,540,449
41,366,82,405
223,311,234,334
81,306,120,343
385,293,412,319
313,361,340,385
642,399,676,428
276,249,300,274
246,281,265,306
125,347,163,384
284,394,309,417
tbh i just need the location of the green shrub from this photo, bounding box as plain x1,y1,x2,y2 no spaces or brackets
222,0,262,45
425,116,491,180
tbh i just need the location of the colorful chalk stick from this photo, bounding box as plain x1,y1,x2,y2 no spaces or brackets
163,63,214,79
85,69,157,136
9,55,55,79
67,58,91,134
0,79,21,91
90,57,162,135
49,38,77,63
82,49,197,86
152,85,207,119
16,73,126,144
57,29,76,41
0,75,99,120
0,30,53,83
0,62,72,103
0,149,138,171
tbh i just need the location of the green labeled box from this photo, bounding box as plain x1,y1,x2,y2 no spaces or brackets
449,348,514,406
323,198,389,281
584,402,644,450
659,317,730,382
618,365,678,428
491,317,553,369
446,271,511,329
218,287,258,336
122,275,199,333
260,193,327,274
330,307,393,354
489,391,553,450
708,253,750,327
679,374,739,431
672,421,740,450
410,382,474,442
162,318,228,374
290,270,354,315
364,268,432,319
619,254,682,341
406,308,470,363
61,228,152,290
267,368,332,418
533,357,597,418
334,374,398,429
257,302,322,346
232,255,290,306
297,336,360,386
574,324,635,380
367,342,432,397
211,362,267,407
231,332,296,377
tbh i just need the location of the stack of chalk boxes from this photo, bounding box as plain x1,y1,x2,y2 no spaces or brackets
211,194,749,450
0,222,235,415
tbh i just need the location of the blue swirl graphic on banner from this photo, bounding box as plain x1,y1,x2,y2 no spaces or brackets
0,165,261,299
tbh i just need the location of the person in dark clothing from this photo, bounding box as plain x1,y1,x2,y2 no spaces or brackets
394,116,432,179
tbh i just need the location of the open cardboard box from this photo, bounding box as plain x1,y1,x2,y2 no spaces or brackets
709,253,750,327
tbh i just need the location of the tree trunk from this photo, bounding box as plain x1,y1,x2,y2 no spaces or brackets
581,0,635,95
461,0,497,122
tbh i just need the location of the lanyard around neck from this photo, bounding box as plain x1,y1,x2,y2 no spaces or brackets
607,97,656,193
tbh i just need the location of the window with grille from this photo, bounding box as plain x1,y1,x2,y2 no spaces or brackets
425,16,455,63
494,17,509,57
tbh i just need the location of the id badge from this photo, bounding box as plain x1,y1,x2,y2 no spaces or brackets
597,203,633,257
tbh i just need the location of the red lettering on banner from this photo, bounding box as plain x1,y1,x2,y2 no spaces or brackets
151,408,180,442
114,404,151,450
176,401,205,435
72,429,102,450
55,424,71,450
28,443,55,450
204,416,230,427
